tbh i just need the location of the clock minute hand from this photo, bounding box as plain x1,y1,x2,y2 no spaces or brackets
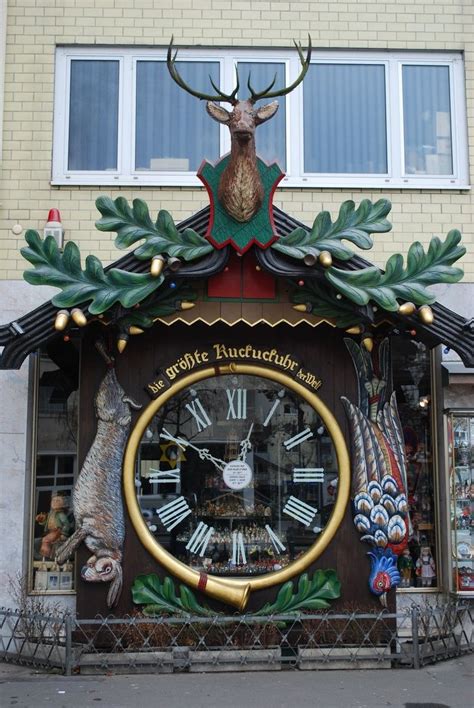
160,428,226,472
238,422,254,462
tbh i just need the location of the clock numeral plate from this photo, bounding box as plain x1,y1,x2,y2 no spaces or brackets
157,496,192,531
265,524,286,553
186,521,214,557
226,388,247,420
231,531,247,565
284,427,313,450
283,496,318,527
293,468,324,483
185,398,212,432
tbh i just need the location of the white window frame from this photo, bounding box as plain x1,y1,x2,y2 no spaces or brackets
53,47,469,190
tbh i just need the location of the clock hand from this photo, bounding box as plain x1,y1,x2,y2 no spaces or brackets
238,422,254,462
160,428,226,472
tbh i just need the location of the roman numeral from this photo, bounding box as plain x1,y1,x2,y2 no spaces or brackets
283,496,318,527
148,468,181,488
185,398,212,432
226,389,247,420
292,468,324,483
157,496,192,531
231,531,247,565
283,427,313,450
185,521,214,557
265,524,286,553
263,399,281,427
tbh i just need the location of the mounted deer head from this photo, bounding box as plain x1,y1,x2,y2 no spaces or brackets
167,37,312,223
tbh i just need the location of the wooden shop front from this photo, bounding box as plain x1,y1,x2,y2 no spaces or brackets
1,38,473,622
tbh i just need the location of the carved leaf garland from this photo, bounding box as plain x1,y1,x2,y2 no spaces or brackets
272,199,392,261
254,570,341,615
132,574,213,617
95,196,214,261
325,229,465,311
21,231,162,315
291,280,361,328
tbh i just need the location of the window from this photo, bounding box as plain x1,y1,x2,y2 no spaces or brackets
392,339,438,591
53,48,468,189
30,352,78,594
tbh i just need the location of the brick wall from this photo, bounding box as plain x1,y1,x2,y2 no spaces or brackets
1,0,473,280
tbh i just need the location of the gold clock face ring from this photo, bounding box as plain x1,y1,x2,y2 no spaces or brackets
123,363,350,610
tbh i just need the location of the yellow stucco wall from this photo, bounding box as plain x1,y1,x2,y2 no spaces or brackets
1,0,473,280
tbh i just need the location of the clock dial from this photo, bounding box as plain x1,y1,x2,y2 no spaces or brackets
136,371,341,578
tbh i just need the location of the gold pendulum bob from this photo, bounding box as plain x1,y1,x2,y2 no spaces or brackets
54,310,70,331
71,308,87,327
318,251,333,268
151,255,166,277
398,302,416,316
418,305,434,325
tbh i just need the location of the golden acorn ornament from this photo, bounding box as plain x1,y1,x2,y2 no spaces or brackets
71,308,87,327
318,251,333,268
179,301,196,311
128,326,145,335
398,302,416,316
151,255,166,277
418,304,434,324
54,310,69,331
345,325,364,335
293,303,309,313
117,334,129,353
362,334,374,352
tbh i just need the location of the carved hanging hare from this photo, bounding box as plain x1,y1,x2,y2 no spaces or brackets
56,368,141,607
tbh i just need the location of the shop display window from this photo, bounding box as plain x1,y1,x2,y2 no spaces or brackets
448,414,474,593
392,339,438,590
30,351,78,593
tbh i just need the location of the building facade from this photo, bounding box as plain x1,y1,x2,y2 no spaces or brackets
0,0,473,618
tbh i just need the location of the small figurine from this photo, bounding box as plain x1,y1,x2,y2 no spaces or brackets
36,493,71,559
416,545,436,587
398,548,414,587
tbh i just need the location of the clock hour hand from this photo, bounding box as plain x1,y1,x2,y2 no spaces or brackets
160,428,226,472
238,422,254,462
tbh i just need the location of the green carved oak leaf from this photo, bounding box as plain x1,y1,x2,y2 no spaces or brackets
291,280,360,328
95,196,214,261
21,231,162,315
254,570,341,615
325,229,465,311
272,199,392,261
118,285,197,330
132,574,214,617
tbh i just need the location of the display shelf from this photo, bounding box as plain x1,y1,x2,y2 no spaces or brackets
448,412,474,594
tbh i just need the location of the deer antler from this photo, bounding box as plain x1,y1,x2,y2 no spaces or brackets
167,36,240,104
247,35,312,102
167,35,312,105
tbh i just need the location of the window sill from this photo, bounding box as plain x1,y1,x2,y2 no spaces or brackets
51,174,471,191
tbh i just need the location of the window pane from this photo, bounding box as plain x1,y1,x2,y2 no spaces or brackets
32,353,78,593
392,338,438,589
68,60,119,171
304,63,387,174
237,62,286,169
135,61,220,171
403,65,453,175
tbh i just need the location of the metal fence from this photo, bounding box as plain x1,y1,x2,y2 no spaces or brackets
1,602,472,675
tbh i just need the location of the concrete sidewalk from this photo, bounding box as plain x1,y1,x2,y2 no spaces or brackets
0,655,473,708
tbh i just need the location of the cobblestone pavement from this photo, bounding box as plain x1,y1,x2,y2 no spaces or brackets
0,655,472,708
